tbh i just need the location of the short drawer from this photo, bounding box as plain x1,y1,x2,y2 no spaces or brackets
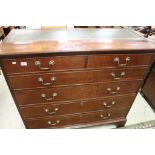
14,80,141,105
2,56,85,75
87,54,153,69
8,67,147,90
19,95,135,118
24,108,130,128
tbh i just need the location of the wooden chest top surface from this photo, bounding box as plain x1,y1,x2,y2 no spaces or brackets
0,28,155,57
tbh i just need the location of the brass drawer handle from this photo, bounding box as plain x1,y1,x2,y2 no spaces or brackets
47,120,60,126
44,107,59,115
107,87,120,94
35,60,55,70
41,92,58,101
100,113,111,119
38,77,56,86
102,101,115,108
114,57,130,67
111,72,125,80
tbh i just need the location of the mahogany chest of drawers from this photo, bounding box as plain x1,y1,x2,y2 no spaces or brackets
0,28,155,129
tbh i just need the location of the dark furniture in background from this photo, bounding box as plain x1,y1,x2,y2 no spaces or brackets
2,26,14,36
0,27,5,40
141,60,155,111
1,26,26,40
135,26,155,38
0,28,155,129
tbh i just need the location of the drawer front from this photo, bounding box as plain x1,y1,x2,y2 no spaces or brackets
87,54,153,69
3,56,85,75
24,108,129,128
8,67,147,90
20,95,135,118
14,80,141,105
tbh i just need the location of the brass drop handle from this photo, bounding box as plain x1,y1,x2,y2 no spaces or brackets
35,60,55,70
47,120,60,126
41,92,58,101
111,72,125,80
38,77,56,86
107,87,120,94
114,57,130,67
103,101,115,108
44,107,59,115
100,113,111,119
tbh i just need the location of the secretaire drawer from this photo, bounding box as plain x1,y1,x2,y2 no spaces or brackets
19,95,135,118
2,56,85,75
8,67,147,90
14,80,142,105
87,54,153,69
24,108,130,128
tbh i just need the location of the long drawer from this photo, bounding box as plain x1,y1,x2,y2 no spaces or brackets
8,67,147,90
14,80,142,105
19,94,135,118
87,54,153,69
2,56,85,75
24,108,130,129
